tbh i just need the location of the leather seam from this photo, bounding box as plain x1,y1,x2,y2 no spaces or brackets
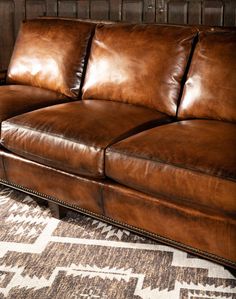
1,155,7,181
1,118,171,153
1,121,102,150
105,176,236,219
0,178,235,269
101,119,173,179
2,147,234,219
106,148,236,182
1,119,171,179
1,144,104,179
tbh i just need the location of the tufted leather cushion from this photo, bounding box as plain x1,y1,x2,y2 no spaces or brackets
178,31,236,122
7,19,95,98
82,24,197,116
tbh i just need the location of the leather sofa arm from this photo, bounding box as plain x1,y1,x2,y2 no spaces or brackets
0,70,7,85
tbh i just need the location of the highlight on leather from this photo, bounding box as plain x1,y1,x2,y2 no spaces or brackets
82,23,198,116
7,19,95,98
0,100,170,179
0,85,66,123
178,31,236,122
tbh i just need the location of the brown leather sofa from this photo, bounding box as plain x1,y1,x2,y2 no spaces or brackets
0,18,235,269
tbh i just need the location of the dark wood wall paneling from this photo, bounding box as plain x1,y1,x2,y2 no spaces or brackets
0,0,236,70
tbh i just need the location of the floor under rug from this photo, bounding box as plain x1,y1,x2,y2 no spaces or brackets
0,185,235,299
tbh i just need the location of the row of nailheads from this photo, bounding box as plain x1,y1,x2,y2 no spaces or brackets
0,178,235,268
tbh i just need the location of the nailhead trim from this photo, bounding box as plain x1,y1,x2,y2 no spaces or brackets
0,178,235,269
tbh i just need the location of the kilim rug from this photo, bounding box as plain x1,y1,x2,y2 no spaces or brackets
0,185,235,299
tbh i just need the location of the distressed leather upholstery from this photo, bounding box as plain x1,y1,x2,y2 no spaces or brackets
103,182,236,265
0,85,66,122
105,120,236,214
1,100,170,178
7,19,95,98
178,31,236,122
0,19,235,268
83,24,197,115
0,147,104,214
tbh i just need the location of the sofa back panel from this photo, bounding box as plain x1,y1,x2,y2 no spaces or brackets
178,31,236,122
7,19,95,98
82,24,197,116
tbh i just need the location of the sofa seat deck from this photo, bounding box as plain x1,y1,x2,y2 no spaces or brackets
1,101,235,216
106,119,236,215
0,85,67,123
0,99,171,179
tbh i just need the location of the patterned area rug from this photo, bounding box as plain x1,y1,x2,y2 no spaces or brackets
0,185,235,299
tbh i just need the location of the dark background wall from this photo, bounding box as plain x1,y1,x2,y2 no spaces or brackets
0,0,236,70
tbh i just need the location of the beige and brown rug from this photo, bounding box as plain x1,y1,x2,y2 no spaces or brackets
0,185,235,299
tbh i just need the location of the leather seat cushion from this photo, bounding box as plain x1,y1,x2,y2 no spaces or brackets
82,23,197,116
0,100,171,178
178,31,236,122
106,120,236,214
0,85,67,123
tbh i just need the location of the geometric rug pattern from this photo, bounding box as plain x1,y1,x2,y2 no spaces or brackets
0,185,235,298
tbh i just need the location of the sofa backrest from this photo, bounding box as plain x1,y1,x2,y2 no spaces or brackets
178,30,236,122
7,19,95,98
82,23,197,116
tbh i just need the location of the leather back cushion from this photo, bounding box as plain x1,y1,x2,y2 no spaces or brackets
7,19,95,98
82,24,197,116
178,31,236,122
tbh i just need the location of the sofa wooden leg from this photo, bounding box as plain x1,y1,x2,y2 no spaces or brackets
34,197,47,206
226,267,236,278
48,201,67,219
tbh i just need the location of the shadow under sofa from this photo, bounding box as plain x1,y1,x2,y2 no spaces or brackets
0,17,235,269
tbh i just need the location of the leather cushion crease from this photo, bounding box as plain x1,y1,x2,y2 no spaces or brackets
82,23,198,116
0,100,171,179
105,120,236,215
0,85,67,122
7,19,95,98
178,31,236,122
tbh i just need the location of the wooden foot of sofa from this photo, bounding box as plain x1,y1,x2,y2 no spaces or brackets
226,267,236,278
48,201,67,219
34,197,47,206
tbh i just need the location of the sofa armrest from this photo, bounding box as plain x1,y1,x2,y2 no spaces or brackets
0,70,7,85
